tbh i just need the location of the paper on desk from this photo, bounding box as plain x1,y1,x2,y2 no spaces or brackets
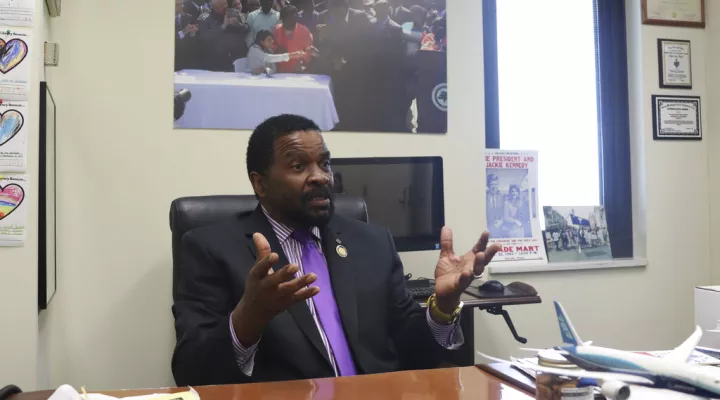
48,385,200,400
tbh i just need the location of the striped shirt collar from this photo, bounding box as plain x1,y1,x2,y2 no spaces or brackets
261,206,321,244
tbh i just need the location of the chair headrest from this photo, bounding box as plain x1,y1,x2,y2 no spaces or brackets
169,194,368,239
169,194,367,298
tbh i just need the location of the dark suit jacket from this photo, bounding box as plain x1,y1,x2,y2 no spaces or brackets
175,12,199,71
171,206,446,386
197,11,249,72
317,9,375,64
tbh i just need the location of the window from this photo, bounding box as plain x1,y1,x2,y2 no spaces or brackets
483,0,633,258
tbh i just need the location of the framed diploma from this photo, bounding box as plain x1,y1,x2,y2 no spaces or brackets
657,39,692,89
652,95,701,140
642,0,705,28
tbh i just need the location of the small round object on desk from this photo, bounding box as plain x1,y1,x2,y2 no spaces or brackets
537,349,575,369
535,373,593,400
535,349,593,400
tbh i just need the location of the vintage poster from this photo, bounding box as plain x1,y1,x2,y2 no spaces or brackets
173,1,447,133
0,0,34,27
0,173,27,246
0,100,27,171
543,206,611,263
485,150,547,263
0,26,31,101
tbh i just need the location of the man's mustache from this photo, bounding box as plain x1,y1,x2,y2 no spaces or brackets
301,186,333,202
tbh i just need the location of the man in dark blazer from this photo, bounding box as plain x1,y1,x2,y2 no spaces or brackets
171,114,499,385
315,0,378,131
175,0,200,71
368,0,406,132
197,0,249,72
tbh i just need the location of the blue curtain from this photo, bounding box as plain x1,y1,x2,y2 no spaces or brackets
593,0,633,258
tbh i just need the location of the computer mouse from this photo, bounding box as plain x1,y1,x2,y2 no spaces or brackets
479,279,505,292
507,281,538,296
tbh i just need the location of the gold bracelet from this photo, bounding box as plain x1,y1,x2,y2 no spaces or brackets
427,294,462,324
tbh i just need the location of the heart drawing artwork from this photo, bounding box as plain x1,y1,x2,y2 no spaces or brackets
0,184,24,220
0,39,28,74
0,109,24,146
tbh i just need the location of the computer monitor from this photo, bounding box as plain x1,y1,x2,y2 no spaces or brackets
331,157,444,252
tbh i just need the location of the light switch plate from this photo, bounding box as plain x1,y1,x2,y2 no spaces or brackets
44,42,59,66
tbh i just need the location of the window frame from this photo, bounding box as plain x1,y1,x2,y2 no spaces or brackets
482,0,633,259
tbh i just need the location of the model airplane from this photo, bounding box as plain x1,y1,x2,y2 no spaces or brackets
478,301,720,400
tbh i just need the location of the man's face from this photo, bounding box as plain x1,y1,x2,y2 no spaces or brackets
488,179,499,194
247,0,260,12
258,131,335,227
283,12,298,29
261,0,274,12
212,0,228,13
176,0,184,14
375,2,390,20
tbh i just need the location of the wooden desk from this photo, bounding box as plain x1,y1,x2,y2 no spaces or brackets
11,367,534,400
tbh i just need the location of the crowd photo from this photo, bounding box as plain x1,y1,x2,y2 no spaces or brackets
173,0,448,133
542,206,612,263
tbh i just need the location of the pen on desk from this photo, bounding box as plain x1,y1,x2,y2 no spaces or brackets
81,385,90,400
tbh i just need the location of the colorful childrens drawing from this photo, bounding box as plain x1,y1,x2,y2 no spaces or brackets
0,183,24,220
0,38,28,74
0,109,23,145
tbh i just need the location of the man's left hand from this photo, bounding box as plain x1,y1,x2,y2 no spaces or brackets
433,227,500,314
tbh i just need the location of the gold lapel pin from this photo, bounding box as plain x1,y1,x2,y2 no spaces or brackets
336,245,348,258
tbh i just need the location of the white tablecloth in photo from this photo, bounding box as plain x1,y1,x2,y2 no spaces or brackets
174,70,339,131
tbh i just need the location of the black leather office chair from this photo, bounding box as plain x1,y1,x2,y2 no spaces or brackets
0,385,21,400
169,194,368,298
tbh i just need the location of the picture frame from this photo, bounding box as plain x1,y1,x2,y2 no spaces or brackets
642,0,705,28
38,81,57,311
651,95,701,141
657,39,692,89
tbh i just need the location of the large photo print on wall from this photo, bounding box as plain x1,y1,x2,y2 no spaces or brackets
173,0,448,133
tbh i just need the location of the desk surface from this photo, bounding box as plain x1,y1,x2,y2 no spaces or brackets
418,293,542,308
12,367,533,400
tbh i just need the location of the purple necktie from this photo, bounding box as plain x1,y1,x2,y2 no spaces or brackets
291,230,357,376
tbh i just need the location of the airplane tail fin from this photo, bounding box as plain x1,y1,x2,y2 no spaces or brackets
554,301,584,346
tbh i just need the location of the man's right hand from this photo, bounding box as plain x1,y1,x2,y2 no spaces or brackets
231,233,320,347
183,24,199,35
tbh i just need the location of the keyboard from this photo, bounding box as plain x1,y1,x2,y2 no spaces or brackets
406,279,435,299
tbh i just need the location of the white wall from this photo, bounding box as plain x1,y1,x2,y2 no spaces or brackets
0,0,706,390
0,0,50,391
707,1,720,285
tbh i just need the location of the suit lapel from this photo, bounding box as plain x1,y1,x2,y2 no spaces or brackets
244,207,332,368
321,221,362,371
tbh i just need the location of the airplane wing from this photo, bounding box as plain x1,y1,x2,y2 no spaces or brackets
664,326,703,364
477,352,656,386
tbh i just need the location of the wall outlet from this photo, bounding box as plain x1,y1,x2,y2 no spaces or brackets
44,42,59,66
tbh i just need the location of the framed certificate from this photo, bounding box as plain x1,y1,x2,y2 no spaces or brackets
642,0,705,28
657,39,692,89
652,95,701,140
